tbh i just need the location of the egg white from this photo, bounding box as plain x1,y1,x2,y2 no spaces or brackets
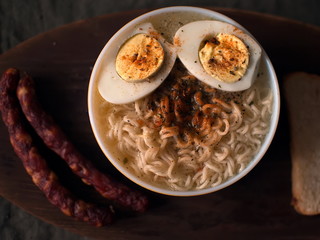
174,20,262,91
98,22,177,104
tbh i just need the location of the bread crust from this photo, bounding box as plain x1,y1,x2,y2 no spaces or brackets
284,72,320,215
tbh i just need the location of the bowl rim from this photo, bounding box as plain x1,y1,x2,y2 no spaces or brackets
88,6,280,196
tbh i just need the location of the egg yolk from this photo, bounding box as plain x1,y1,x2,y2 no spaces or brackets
199,33,249,83
116,33,165,82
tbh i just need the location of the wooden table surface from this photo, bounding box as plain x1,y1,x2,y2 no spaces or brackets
1,8,320,240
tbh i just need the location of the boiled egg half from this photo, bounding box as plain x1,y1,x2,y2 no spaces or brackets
174,20,262,91
98,22,177,104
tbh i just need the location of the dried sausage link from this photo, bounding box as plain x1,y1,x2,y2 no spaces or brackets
0,68,113,226
17,74,148,212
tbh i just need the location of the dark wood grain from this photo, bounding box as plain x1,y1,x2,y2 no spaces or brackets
0,8,320,239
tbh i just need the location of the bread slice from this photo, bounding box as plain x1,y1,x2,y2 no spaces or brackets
284,72,320,215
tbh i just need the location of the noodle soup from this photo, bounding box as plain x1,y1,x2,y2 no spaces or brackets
88,7,280,196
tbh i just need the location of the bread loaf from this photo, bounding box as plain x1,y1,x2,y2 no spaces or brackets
284,72,320,215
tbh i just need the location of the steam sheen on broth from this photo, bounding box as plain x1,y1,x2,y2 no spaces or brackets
93,11,273,191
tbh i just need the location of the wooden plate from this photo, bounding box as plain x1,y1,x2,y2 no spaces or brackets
1,8,320,239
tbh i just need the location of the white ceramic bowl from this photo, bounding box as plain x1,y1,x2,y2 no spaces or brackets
88,6,280,196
